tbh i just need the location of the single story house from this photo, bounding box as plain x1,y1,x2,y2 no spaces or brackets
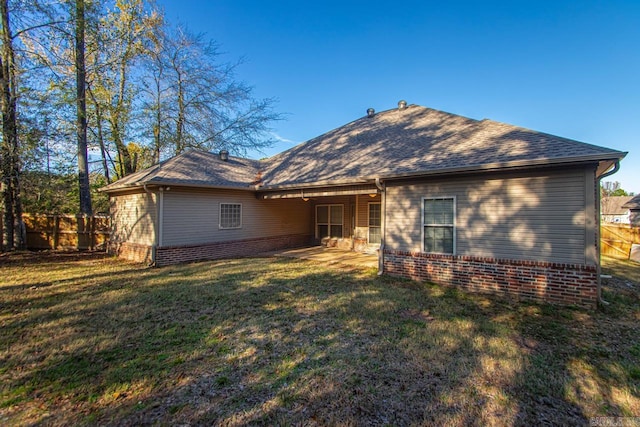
102,101,627,308
623,194,640,226
601,196,633,224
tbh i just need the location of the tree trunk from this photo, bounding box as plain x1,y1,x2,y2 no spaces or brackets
110,116,133,177
87,84,110,182
75,0,92,215
110,50,133,176
0,0,22,250
154,75,161,163
0,50,15,251
175,73,185,155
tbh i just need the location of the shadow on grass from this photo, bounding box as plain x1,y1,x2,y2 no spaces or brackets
1,254,638,426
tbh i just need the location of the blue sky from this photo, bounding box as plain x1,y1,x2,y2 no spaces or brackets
157,0,640,194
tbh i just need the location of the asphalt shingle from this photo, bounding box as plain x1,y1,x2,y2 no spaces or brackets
259,105,625,188
102,150,261,191
623,194,640,210
103,104,626,193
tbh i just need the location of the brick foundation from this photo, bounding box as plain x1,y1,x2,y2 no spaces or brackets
108,241,154,264
154,234,312,266
383,249,598,308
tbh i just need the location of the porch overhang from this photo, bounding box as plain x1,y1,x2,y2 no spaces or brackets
257,184,379,200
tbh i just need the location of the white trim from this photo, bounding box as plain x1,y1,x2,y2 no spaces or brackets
368,202,381,245
158,189,164,247
219,202,243,229
315,204,344,239
421,196,456,255
355,194,360,237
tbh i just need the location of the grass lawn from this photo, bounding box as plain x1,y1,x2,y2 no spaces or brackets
1,252,638,426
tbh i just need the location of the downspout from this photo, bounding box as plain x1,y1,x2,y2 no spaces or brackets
596,160,621,305
375,178,385,275
143,184,159,266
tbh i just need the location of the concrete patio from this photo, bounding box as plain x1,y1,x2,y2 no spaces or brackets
266,246,379,270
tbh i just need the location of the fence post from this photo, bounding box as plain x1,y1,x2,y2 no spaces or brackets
90,215,96,250
77,214,84,250
53,215,60,250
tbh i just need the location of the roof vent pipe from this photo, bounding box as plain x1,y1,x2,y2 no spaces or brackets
367,108,375,118
398,100,407,110
219,150,229,161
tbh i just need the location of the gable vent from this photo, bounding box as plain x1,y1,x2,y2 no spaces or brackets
367,108,375,118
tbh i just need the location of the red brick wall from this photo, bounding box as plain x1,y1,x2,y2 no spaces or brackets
383,249,598,308
154,234,312,266
108,241,154,264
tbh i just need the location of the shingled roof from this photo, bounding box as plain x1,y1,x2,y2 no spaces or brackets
102,149,261,192
103,103,626,193
623,194,640,210
259,104,626,188
602,196,634,215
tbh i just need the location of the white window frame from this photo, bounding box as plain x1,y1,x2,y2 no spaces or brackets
421,196,456,255
315,204,344,239
368,202,381,245
219,203,242,230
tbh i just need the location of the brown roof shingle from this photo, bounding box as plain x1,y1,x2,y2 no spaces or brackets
602,196,634,215
259,104,626,188
103,104,627,193
102,149,260,192
623,194,640,210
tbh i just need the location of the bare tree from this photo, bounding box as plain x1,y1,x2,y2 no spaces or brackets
141,22,170,164
151,26,281,159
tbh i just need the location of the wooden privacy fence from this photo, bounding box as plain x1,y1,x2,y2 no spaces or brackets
20,214,111,250
601,223,640,259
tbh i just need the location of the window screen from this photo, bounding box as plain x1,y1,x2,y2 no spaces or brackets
423,198,455,254
220,203,242,229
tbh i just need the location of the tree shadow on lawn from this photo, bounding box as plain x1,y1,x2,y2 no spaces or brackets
2,256,638,426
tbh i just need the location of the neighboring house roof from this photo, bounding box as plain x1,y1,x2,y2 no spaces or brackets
102,103,627,193
103,149,261,192
623,194,640,210
601,196,633,215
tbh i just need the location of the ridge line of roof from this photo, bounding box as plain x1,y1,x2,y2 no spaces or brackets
101,103,627,194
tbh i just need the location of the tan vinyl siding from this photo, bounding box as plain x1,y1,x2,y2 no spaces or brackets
161,189,311,246
110,191,157,246
385,167,594,265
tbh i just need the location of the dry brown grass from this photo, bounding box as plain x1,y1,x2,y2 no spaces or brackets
0,251,638,426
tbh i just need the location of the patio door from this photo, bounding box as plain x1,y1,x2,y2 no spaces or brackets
368,202,381,244
316,204,343,239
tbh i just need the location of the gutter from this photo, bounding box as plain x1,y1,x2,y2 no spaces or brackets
103,180,258,195
143,184,160,267
363,155,627,184
595,160,621,306
376,178,386,275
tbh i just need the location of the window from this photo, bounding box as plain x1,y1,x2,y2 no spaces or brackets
316,204,343,239
422,197,455,254
219,203,242,229
368,202,381,244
